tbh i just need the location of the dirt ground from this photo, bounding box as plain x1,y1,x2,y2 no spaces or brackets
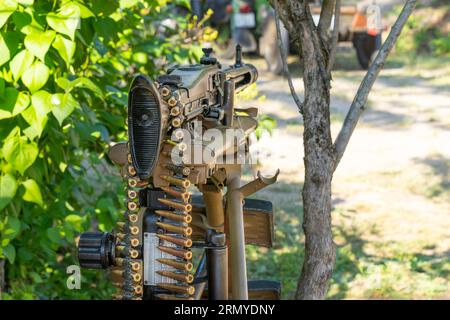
237,48,450,299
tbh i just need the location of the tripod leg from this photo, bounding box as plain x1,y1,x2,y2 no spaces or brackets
226,166,248,299
203,187,228,300
206,231,228,300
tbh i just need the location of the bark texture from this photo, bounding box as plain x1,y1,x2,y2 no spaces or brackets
317,0,335,43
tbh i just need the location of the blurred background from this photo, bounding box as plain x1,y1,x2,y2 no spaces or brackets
0,0,448,299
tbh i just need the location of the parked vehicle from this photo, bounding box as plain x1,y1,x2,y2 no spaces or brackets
192,0,289,75
193,1,382,72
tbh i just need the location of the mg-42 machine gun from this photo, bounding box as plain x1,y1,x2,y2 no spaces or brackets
77,46,280,300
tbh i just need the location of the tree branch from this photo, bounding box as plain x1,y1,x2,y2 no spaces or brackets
332,0,417,170
326,0,340,74
317,0,335,42
273,0,304,114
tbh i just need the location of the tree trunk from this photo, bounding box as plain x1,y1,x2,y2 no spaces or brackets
295,7,336,300
271,0,417,299
271,0,336,299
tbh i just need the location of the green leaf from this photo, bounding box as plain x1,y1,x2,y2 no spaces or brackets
56,77,104,98
0,86,28,119
0,87,19,120
47,227,61,244
3,215,21,240
55,77,71,90
64,214,83,232
52,34,75,67
51,92,79,125
24,29,56,62
91,0,119,16
3,244,16,263
20,14,44,35
12,11,31,30
31,90,53,115
2,130,38,175
12,91,30,116
29,271,43,283
21,90,52,138
17,247,33,262
256,115,277,140
0,173,18,211
18,0,33,5
32,90,53,115
93,17,119,42
21,61,49,93
0,0,17,29
65,1,94,18
0,33,11,67
21,108,47,139
22,178,43,207
10,49,35,81
46,5,81,40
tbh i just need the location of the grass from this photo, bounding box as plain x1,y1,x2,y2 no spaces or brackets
347,154,450,205
330,204,450,299
413,154,450,201
334,154,450,299
246,179,450,299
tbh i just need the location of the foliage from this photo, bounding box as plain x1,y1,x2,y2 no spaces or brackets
394,4,450,58
247,193,450,299
254,115,276,140
0,0,212,299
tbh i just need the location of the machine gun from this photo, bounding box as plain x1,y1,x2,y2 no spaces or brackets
77,46,280,300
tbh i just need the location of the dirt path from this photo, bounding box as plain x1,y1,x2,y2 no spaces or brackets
240,54,450,299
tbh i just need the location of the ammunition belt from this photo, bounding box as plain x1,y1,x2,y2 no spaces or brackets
111,83,195,300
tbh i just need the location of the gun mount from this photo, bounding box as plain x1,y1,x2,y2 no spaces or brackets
77,46,279,301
